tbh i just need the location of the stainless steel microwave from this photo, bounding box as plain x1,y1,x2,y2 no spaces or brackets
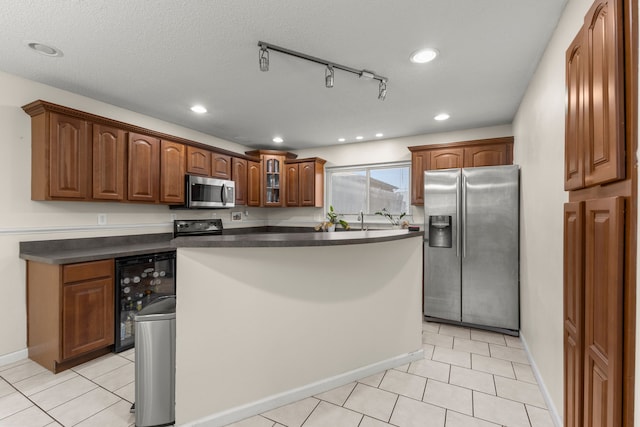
184,175,235,208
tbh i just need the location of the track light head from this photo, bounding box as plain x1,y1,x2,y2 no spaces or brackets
259,46,269,72
378,79,387,101
325,65,334,88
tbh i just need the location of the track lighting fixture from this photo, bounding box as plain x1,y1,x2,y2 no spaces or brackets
259,45,269,72
258,41,388,100
378,79,387,101
325,65,334,88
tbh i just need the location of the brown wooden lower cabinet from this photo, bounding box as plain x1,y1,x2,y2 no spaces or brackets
27,259,114,373
564,197,624,427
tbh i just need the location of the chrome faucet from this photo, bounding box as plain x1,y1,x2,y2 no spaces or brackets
358,210,364,231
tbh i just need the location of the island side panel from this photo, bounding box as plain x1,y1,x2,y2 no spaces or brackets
175,237,423,425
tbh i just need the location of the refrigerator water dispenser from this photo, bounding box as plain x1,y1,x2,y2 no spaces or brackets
428,215,452,248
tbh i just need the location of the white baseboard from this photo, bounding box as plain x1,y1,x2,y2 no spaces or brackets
184,349,425,427
519,332,562,427
0,349,28,368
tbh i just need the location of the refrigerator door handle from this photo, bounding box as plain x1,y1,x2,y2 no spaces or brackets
456,175,461,257
462,174,467,258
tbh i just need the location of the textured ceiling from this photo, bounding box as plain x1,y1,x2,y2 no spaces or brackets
1,0,567,150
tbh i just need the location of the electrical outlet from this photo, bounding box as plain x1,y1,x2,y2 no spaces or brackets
97,214,107,225
170,213,177,221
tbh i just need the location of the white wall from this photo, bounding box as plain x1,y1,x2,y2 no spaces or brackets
512,0,593,422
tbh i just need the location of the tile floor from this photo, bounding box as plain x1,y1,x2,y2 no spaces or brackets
0,321,555,427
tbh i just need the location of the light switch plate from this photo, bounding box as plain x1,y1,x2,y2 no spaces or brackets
97,214,107,225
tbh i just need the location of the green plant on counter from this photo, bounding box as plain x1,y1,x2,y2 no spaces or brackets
375,208,406,226
326,205,350,229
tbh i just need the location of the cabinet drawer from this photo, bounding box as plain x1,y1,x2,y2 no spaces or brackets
63,259,113,283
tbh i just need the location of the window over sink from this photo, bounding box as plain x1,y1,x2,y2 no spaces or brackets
326,162,410,216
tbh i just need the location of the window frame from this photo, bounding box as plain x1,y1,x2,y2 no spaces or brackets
325,161,412,222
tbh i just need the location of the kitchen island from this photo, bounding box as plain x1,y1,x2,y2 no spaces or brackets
173,230,424,426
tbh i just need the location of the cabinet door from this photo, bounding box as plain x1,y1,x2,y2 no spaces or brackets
160,140,185,204
564,202,584,427
583,196,624,427
212,153,232,179
62,277,114,361
430,148,463,170
186,146,211,176
263,155,283,206
300,161,322,207
128,133,159,202
411,150,429,205
463,144,509,168
583,0,624,187
49,113,90,199
565,31,586,190
285,163,299,207
247,160,261,207
93,124,126,200
232,158,248,205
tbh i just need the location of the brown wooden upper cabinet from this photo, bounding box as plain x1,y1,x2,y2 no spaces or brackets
127,133,160,202
564,0,625,190
285,158,326,207
22,102,92,201
93,124,126,201
212,153,232,179
247,160,261,207
408,137,514,205
186,146,211,176
232,158,248,205
160,140,185,204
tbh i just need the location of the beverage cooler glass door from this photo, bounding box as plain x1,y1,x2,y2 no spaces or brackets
115,252,176,352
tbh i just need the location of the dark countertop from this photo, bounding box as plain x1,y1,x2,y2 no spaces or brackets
173,229,423,248
19,228,423,264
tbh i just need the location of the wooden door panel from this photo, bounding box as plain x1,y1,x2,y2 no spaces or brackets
564,201,584,427
300,162,317,206
212,153,232,179
160,140,185,204
411,151,428,205
186,146,211,176
232,158,247,205
285,163,299,206
584,0,624,186
49,113,90,199
430,148,463,170
93,124,126,200
463,144,508,167
127,133,159,202
565,31,586,190
247,160,261,206
62,278,114,360
583,196,623,427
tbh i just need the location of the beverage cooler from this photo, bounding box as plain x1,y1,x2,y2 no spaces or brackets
115,251,176,352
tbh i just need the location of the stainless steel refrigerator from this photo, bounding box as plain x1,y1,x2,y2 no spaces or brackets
423,165,519,333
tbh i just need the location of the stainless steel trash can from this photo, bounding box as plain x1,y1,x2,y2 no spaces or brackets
134,296,176,427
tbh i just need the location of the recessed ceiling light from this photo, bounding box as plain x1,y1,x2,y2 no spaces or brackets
410,48,438,64
190,105,207,114
26,41,63,57
355,136,364,140
375,133,384,138
338,138,346,142
434,113,450,121
273,137,284,144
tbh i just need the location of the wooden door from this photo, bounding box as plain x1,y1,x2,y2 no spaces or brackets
127,133,159,202
564,202,585,427
285,163,299,207
411,150,429,205
92,124,126,200
186,146,211,176
463,144,509,168
565,30,586,190
232,158,248,205
247,160,261,207
300,161,321,207
211,153,232,179
583,196,624,427
49,113,90,199
430,148,463,170
160,140,185,204
583,0,624,187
